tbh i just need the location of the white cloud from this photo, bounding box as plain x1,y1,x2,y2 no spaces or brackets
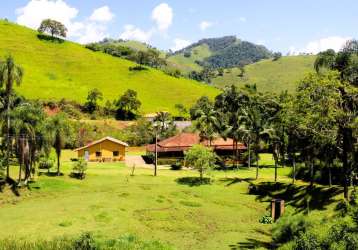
89,6,114,23
289,36,351,55
119,25,153,43
151,3,173,32
16,0,115,44
16,0,78,30
171,38,191,52
199,21,213,31
239,17,247,22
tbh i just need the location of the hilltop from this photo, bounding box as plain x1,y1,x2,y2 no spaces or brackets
212,55,316,93
167,36,273,74
0,20,219,114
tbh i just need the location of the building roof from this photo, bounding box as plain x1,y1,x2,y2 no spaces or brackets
146,133,246,153
74,136,129,151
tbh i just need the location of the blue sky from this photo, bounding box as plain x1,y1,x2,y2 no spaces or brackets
1,0,357,54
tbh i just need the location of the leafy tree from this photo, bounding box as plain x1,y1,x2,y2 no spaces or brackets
84,88,103,114
115,89,141,120
184,144,217,180
0,55,23,178
38,19,67,38
314,40,358,199
190,96,214,120
45,113,71,175
273,52,282,61
174,103,188,119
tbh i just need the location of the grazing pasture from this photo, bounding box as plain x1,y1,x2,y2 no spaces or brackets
0,151,342,250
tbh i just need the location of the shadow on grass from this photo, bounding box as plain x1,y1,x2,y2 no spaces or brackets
37,34,65,43
219,177,255,187
175,177,211,187
229,229,274,249
38,172,64,177
248,182,342,213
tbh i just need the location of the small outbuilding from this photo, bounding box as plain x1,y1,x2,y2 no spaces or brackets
74,136,129,162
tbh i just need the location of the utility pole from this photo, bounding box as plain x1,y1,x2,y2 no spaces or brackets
154,132,158,176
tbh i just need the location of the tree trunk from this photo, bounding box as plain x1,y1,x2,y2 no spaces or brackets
274,160,278,182
328,162,332,187
342,128,353,200
292,157,296,184
6,93,10,179
57,152,60,176
232,140,235,168
256,153,259,180
310,160,314,187
248,141,251,169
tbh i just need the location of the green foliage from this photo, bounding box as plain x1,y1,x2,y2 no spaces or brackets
83,88,103,114
71,158,87,179
184,144,217,179
0,232,173,250
38,19,67,38
272,213,312,245
293,231,320,250
38,157,54,170
259,215,273,224
115,89,141,120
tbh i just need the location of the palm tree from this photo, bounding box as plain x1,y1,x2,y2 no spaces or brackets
194,108,218,146
45,113,70,176
0,55,23,178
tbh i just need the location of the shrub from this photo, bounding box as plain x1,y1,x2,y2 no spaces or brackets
71,158,87,179
38,157,54,171
293,231,320,250
73,232,97,250
272,213,312,245
259,215,272,224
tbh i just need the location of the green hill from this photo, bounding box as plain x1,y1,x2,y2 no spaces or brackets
167,36,272,74
212,55,316,93
0,20,219,114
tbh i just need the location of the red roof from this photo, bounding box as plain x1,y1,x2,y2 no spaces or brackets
146,133,246,153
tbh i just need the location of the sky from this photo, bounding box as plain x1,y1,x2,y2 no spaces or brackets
1,0,357,54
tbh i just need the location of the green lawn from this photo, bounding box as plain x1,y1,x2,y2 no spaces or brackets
0,20,219,114
0,152,343,250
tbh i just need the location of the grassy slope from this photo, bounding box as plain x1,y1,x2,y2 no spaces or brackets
0,21,219,114
167,44,211,73
212,55,316,93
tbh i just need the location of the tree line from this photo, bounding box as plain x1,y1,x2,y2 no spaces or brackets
189,40,357,200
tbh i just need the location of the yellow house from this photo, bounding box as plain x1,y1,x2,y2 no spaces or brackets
74,136,129,162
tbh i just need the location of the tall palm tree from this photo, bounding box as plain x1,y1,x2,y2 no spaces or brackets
0,56,23,178
45,113,70,176
194,108,218,146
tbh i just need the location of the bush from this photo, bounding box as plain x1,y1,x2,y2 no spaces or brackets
272,213,312,245
71,158,87,179
73,232,96,250
259,215,272,224
293,232,320,250
38,157,54,171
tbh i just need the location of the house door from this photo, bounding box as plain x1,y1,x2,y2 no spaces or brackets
84,150,89,161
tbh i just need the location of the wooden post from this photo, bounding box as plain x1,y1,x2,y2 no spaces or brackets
154,133,158,176
271,199,285,221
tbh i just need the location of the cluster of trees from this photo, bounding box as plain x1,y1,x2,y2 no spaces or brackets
86,42,166,70
0,56,73,185
189,40,358,200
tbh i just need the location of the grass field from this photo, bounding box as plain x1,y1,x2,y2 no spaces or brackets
0,150,343,250
0,20,219,114
212,56,316,93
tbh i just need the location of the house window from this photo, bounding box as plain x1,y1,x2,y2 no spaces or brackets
96,151,102,157
113,151,119,157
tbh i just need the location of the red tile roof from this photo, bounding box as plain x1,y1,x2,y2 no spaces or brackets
146,133,246,153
